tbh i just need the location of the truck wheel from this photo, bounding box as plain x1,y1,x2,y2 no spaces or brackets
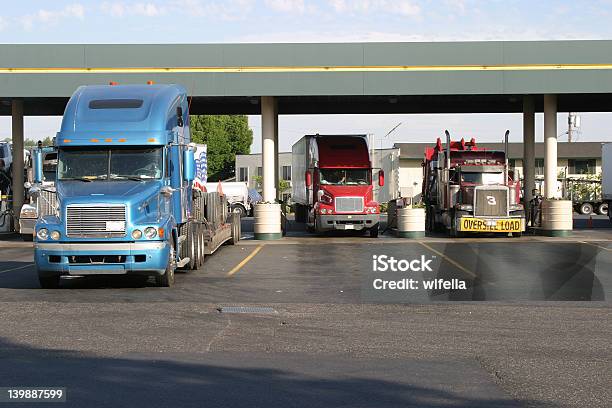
185,222,197,270
580,202,594,215
369,225,379,238
196,223,205,268
229,212,241,245
598,203,608,216
231,204,247,218
189,223,200,271
38,274,60,289
156,242,175,287
21,234,33,242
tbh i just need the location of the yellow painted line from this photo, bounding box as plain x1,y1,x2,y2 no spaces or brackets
580,241,612,252
418,242,477,279
226,245,264,277
3,63,612,75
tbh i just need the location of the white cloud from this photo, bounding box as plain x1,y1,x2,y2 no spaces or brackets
329,0,421,17
0,16,7,31
265,0,307,14
20,3,85,30
101,2,165,17
179,0,256,21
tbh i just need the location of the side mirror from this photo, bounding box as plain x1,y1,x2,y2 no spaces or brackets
378,170,385,187
33,150,43,183
183,149,195,182
177,106,184,128
305,170,312,188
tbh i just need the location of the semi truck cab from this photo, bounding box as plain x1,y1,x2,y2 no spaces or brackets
292,134,383,237
32,83,240,289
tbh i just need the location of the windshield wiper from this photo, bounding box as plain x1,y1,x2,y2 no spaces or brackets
62,177,93,182
111,174,149,182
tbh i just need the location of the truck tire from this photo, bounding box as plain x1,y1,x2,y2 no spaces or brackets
598,202,608,216
196,223,205,268
229,212,241,245
38,274,60,289
294,204,307,223
369,225,379,238
183,222,197,271
580,202,594,215
231,204,247,218
156,241,175,287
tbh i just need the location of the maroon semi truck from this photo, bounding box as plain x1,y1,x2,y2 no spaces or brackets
422,131,525,237
292,134,384,237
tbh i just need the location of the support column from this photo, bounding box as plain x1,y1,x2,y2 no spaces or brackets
12,100,25,230
543,94,557,199
254,96,282,240
523,95,535,219
541,94,572,236
273,99,279,200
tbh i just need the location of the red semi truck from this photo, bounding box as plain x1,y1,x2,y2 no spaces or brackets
292,134,383,237
422,131,525,237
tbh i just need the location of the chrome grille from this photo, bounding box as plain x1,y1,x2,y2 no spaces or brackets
334,197,364,213
474,188,508,217
66,205,126,238
37,189,57,217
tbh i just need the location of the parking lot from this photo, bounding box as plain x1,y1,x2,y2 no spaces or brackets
0,217,610,407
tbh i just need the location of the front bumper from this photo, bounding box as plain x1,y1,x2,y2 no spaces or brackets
457,216,525,233
34,241,169,277
316,214,379,231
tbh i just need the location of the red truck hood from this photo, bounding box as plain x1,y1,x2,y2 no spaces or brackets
319,185,375,203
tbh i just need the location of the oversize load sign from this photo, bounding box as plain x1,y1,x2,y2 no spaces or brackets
459,218,523,232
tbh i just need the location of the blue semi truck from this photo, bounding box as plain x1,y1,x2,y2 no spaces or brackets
32,83,240,288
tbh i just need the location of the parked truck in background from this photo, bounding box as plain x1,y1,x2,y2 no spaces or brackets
422,131,525,237
19,146,58,241
292,134,383,237
603,143,612,223
204,182,251,217
33,83,240,288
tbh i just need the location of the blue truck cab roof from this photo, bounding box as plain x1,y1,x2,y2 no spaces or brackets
57,84,188,147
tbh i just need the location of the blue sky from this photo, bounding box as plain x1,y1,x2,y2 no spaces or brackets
1,0,612,151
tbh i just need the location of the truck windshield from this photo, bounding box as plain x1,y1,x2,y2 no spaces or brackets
319,169,370,186
58,147,163,181
461,172,503,185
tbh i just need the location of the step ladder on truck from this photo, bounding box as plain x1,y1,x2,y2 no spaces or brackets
32,83,240,288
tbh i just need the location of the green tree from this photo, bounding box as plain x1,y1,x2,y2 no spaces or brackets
189,115,253,181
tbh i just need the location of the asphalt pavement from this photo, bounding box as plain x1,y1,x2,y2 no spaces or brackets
0,218,610,407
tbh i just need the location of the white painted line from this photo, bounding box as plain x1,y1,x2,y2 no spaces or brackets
0,263,35,274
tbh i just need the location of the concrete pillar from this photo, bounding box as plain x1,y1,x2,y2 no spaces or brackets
541,94,572,236
12,100,25,228
523,95,536,216
543,94,557,199
255,96,282,240
273,99,279,200
261,96,277,202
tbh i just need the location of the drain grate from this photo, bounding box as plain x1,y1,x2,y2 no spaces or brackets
218,306,277,314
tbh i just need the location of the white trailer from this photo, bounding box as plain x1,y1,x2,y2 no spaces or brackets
603,143,612,222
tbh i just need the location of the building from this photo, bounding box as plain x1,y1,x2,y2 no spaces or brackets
235,147,400,204
393,141,604,201
235,152,293,201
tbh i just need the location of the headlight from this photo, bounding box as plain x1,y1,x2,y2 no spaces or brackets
20,206,38,219
50,230,61,241
37,228,49,240
132,229,142,240
144,227,157,239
